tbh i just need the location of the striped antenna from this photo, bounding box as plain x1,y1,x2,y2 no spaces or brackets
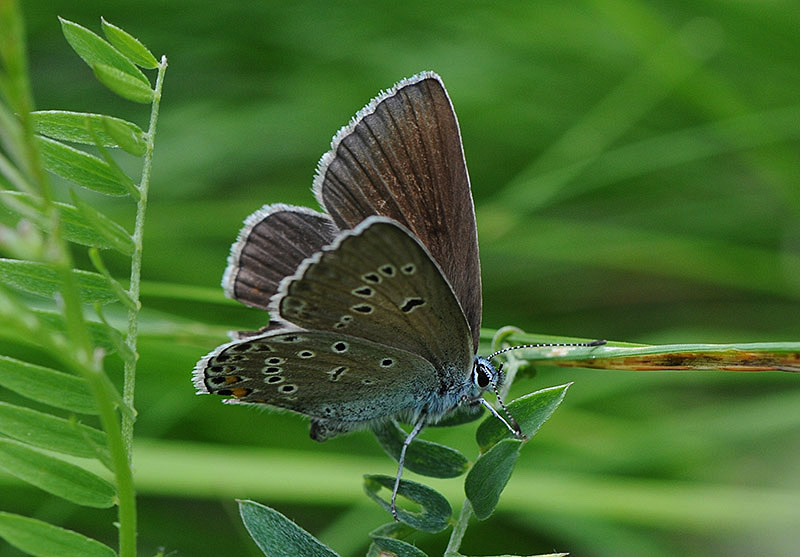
488,339,606,361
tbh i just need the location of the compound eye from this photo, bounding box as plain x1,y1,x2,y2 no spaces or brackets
475,362,492,388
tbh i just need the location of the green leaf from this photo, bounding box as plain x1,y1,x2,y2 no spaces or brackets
100,17,159,69
368,537,429,557
372,420,469,478
367,523,429,556
0,439,115,508
88,248,137,310
70,191,135,255
59,17,149,85
31,110,146,155
0,258,119,304
363,475,451,533
0,191,131,251
93,63,154,103
0,402,107,460
36,136,131,196
238,499,339,557
0,512,115,557
101,115,148,155
464,439,522,520
0,355,96,414
476,384,572,452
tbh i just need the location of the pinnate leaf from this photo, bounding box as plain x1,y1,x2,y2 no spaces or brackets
59,18,148,85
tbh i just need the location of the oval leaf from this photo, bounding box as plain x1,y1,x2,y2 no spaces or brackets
465,438,522,520
101,115,148,156
363,475,451,533
368,537,429,557
0,258,119,304
0,512,115,557
100,18,159,69
31,111,146,155
0,355,97,414
238,500,339,557
0,439,115,508
476,383,572,452
93,63,154,103
36,136,131,196
59,18,149,85
372,420,468,478
0,402,107,460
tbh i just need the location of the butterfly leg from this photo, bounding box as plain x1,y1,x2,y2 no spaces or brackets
390,418,426,519
479,398,527,440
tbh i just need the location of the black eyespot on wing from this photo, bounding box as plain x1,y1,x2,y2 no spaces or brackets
400,297,425,312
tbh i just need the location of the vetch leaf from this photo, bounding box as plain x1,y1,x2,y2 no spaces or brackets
0,402,107,460
37,136,131,196
367,522,428,555
88,248,137,310
363,475,451,533
0,355,96,414
101,115,147,156
0,512,115,557
372,420,468,478
0,191,130,251
238,499,339,557
0,258,119,304
30,111,146,154
465,439,523,520
59,18,149,85
368,537,429,557
0,439,116,508
92,63,154,103
476,384,572,452
70,191,135,255
100,17,159,69
83,121,140,199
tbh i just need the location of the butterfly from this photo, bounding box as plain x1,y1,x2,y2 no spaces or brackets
195,71,546,517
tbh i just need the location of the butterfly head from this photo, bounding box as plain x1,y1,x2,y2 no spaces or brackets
472,356,502,395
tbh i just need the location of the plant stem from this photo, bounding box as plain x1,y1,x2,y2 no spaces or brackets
445,498,473,556
115,54,168,557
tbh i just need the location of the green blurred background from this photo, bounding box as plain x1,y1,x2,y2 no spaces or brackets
4,1,800,555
